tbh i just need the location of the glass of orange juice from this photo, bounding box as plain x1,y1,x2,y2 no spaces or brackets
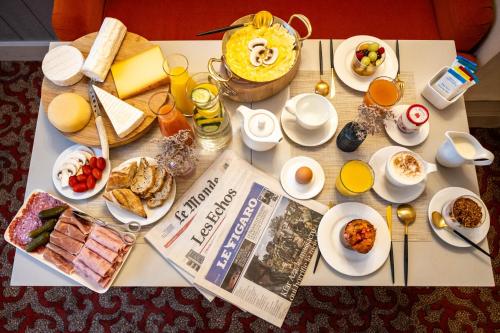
335,160,374,196
363,76,402,108
163,54,195,116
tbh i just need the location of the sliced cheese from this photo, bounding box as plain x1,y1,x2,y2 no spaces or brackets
111,45,169,99
42,45,84,86
92,85,145,138
48,93,91,132
82,17,127,82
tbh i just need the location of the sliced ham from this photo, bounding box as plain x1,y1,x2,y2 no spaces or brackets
59,209,92,235
50,230,84,255
90,225,126,252
75,247,114,277
46,242,76,263
54,221,86,242
85,239,118,263
74,260,111,288
43,247,74,274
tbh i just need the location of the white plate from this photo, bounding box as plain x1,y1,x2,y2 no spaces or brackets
280,94,338,147
333,35,398,92
52,144,111,200
427,187,490,247
105,157,176,226
280,156,325,200
368,146,425,203
317,202,390,276
384,105,430,147
4,190,133,293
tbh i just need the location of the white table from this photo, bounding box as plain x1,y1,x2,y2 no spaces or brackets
11,40,494,287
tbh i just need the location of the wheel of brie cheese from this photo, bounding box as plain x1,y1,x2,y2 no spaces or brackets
42,45,84,86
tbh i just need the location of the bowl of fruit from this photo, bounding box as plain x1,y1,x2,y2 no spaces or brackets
351,41,385,76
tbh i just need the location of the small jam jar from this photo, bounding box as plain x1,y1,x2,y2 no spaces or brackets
397,104,429,133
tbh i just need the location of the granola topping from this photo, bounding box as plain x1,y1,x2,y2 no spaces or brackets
451,197,483,228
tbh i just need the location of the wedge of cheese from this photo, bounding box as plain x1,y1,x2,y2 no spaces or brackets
92,85,145,138
111,46,169,99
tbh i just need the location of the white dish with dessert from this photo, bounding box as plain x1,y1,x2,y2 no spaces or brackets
281,94,338,147
104,157,176,226
427,187,490,247
52,144,111,200
369,146,436,203
385,104,430,147
317,202,390,276
280,156,325,200
333,35,398,92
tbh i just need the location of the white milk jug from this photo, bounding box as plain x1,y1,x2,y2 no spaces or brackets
436,131,494,167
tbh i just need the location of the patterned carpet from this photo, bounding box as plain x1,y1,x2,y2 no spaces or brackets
0,62,499,332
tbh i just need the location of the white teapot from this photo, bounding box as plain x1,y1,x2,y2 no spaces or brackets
436,131,494,168
237,105,283,151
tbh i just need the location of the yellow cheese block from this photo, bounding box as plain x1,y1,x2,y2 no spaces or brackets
111,46,169,99
48,93,91,133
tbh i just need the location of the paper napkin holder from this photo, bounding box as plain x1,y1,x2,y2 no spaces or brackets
421,66,466,110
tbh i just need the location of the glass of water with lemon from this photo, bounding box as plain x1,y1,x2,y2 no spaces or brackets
186,72,232,150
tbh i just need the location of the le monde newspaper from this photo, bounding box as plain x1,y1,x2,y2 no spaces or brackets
146,150,327,327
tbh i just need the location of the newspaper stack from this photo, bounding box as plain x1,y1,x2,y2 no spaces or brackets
145,150,327,327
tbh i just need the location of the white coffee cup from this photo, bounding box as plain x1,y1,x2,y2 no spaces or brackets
284,93,332,130
385,150,437,187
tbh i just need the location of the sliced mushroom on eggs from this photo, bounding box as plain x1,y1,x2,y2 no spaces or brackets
248,38,268,50
263,48,279,65
250,46,267,67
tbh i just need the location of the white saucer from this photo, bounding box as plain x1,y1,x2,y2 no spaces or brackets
52,144,111,200
105,157,176,226
368,146,425,203
281,94,338,147
280,156,325,200
317,202,390,276
333,35,398,92
384,105,430,146
427,187,490,248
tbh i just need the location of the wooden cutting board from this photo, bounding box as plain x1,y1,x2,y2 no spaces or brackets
41,32,165,148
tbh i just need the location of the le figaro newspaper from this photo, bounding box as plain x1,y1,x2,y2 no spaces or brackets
146,150,327,327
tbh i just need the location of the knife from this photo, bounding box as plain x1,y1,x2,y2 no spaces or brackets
386,205,395,284
88,81,109,160
329,39,336,98
396,40,401,78
313,201,334,273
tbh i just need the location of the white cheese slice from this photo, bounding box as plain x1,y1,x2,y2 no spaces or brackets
82,17,127,82
42,45,84,86
92,85,145,138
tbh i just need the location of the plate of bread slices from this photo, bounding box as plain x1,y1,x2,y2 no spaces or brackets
103,157,175,225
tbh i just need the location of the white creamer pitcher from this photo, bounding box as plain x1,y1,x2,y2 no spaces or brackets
436,131,494,167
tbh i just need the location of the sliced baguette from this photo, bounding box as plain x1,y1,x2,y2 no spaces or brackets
144,166,167,198
106,162,138,191
103,189,147,218
146,173,173,208
130,158,156,198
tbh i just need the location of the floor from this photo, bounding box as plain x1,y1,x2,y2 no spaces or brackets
0,61,499,332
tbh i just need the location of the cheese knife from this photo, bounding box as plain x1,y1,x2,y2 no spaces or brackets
88,81,109,160
386,205,395,284
329,39,336,98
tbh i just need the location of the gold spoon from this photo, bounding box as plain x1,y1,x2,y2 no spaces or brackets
315,41,330,96
397,204,416,286
431,211,491,258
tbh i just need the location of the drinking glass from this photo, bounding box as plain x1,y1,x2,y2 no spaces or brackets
148,91,193,138
186,72,232,151
335,160,374,196
163,54,195,116
363,76,402,108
